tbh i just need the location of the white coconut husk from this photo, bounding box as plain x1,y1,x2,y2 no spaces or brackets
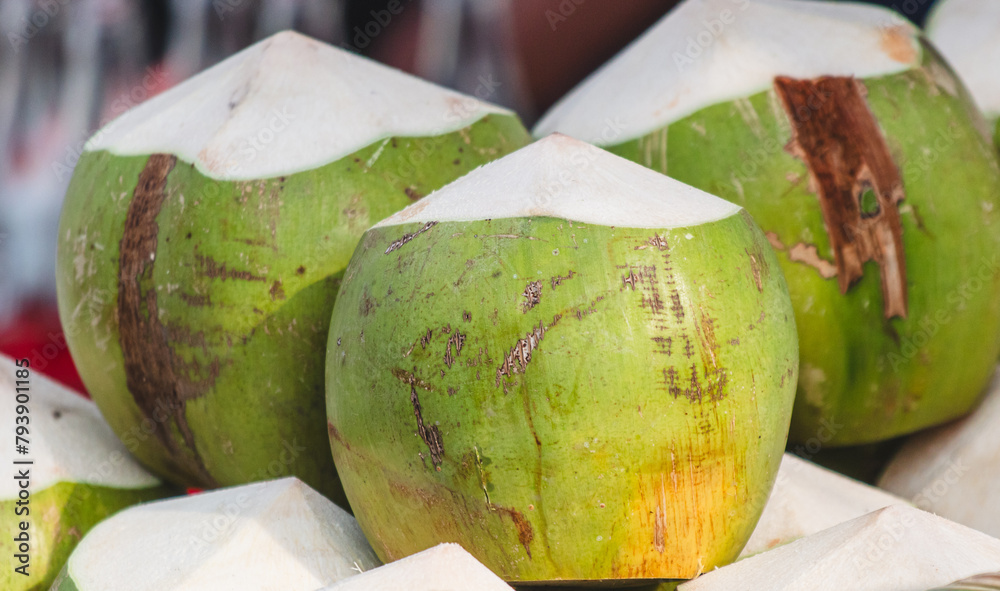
53,478,380,590
741,453,906,557
376,133,741,229
879,368,1000,538
926,0,1000,120
87,30,509,180
681,505,1000,591
317,544,514,591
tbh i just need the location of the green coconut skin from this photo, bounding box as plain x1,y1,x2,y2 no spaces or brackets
326,211,798,582
55,115,531,505
605,51,1000,446
0,481,171,591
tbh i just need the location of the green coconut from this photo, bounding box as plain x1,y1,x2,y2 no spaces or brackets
534,0,1000,446
49,477,380,590
326,134,798,583
926,0,1000,150
55,30,530,504
0,355,171,591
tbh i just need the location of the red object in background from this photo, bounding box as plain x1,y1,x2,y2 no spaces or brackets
2,301,205,496
0,300,87,396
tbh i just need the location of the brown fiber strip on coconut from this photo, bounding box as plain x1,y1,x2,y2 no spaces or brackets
879,367,1000,538
741,453,907,557
680,505,1000,591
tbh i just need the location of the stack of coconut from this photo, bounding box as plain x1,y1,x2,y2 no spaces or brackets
8,0,1000,589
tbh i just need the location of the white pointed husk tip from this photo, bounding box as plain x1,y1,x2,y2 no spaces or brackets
374,133,741,230
534,0,921,144
86,30,511,180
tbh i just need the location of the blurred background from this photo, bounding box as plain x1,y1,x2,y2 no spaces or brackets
0,0,935,392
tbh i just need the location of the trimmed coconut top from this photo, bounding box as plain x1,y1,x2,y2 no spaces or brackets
85,30,511,180
64,478,380,590
373,134,741,229
680,506,1000,591
319,544,513,591
534,0,921,143
879,368,1000,537
741,454,906,557
926,0,1000,119
0,355,161,499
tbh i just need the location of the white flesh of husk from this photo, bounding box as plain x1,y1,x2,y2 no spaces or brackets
317,544,514,591
0,354,161,499
680,505,1000,591
62,477,381,590
926,0,1000,119
879,367,1000,538
533,0,921,144
741,453,907,557
86,30,510,180
374,133,741,229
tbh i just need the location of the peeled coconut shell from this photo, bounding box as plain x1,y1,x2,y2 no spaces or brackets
879,367,1000,538
741,453,906,557
0,354,170,591
679,505,1000,591
50,477,380,590
317,544,514,591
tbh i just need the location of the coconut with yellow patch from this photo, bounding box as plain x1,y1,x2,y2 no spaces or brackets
326,135,798,583
535,0,1000,446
